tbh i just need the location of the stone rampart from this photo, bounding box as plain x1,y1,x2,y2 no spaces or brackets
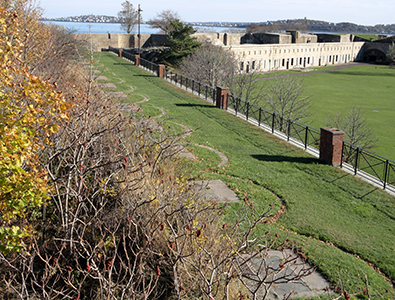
225,41,365,72
80,31,382,72
75,33,169,51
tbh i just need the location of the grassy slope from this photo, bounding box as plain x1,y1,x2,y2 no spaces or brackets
95,53,395,298
253,65,395,161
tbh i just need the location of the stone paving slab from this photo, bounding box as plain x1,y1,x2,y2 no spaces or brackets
135,119,163,132
118,103,142,112
178,148,196,160
107,92,128,99
171,145,196,160
190,180,331,299
190,180,240,203
98,83,117,89
94,75,109,81
239,249,330,299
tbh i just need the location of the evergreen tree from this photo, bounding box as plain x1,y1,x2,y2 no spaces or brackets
163,19,201,65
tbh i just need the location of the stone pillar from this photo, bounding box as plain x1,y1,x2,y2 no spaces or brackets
118,48,123,58
319,127,344,166
158,64,166,78
135,54,140,66
216,87,229,109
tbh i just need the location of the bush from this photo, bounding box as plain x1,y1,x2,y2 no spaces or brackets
0,3,313,299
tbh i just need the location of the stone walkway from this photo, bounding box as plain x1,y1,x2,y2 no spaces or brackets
99,68,331,299
242,250,330,300
189,179,331,299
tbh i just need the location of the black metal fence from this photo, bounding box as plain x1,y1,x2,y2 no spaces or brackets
106,47,394,191
342,142,395,189
140,57,158,74
164,69,216,103
227,94,321,149
119,49,135,64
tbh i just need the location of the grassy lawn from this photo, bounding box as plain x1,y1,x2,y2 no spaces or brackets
252,65,395,161
354,34,379,41
94,53,395,299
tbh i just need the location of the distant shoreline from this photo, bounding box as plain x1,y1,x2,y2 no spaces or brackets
41,19,122,24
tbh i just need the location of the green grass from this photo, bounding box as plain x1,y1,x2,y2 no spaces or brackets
354,34,379,41
252,65,395,161
94,53,395,298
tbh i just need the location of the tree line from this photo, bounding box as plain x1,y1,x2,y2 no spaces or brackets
247,19,395,35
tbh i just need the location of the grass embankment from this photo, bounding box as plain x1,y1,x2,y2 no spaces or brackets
252,65,395,161
94,52,395,299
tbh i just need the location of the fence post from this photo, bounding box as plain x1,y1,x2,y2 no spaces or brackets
383,159,389,189
272,113,275,133
319,127,344,167
216,87,229,109
304,126,308,149
246,102,249,120
258,108,262,126
287,119,291,141
158,64,166,78
340,141,344,167
354,147,360,175
135,54,140,66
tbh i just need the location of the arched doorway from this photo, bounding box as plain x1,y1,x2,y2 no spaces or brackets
363,49,387,63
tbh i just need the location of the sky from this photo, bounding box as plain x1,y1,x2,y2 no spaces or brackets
39,0,394,26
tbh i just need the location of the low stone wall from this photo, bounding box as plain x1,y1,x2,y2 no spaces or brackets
75,33,169,51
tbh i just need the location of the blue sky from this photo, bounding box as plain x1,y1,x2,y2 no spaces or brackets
39,0,394,26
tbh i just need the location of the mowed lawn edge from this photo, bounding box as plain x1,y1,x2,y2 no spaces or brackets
94,52,395,297
251,64,395,161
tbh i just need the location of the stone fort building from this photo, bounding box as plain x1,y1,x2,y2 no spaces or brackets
77,31,394,73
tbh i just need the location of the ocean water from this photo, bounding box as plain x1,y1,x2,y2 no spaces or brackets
43,21,242,34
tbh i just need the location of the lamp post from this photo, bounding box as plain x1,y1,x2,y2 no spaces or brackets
138,4,142,57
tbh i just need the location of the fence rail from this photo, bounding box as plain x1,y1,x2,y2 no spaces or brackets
227,95,320,149
341,142,395,189
106,47,394,191
164,69,216,103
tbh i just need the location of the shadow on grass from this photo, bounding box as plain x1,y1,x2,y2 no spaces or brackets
132,74,157,77
328,70,395,77
113,63,134,66
175,103,215,108
251,154,322,164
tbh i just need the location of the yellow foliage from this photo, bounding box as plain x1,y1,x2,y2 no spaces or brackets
0,3,70,254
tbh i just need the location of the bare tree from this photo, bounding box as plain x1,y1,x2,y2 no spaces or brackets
118,1,138,34
387,41,395,65
147,9,180,34
180,44,265,105
229,57,266,104
180,43,237,87
325,106,376,150
261,76,311,131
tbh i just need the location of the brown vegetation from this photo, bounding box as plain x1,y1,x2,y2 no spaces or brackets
0,1,313,299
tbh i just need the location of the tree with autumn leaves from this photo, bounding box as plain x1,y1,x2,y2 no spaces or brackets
0,2,314,299
0,2,69,253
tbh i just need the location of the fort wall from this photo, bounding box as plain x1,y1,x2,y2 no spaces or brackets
77,31,390,71
75,33,168,51
224,41,365,72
